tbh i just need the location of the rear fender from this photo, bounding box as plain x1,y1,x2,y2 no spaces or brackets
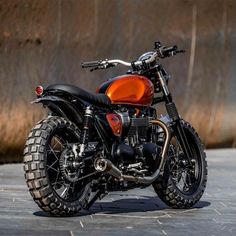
32,96,84,126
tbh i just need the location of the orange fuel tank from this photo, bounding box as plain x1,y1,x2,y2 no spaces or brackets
97,75,154,106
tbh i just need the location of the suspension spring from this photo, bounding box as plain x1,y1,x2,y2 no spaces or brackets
79,106,94,157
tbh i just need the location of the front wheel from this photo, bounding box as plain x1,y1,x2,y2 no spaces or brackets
23,116,92,216
153,120,207,208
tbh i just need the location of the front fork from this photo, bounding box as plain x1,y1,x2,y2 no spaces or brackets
157,68,193,162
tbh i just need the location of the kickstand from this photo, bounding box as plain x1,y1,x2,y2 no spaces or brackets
84,190,103,210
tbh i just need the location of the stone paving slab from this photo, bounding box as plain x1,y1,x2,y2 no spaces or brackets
0,149,236,235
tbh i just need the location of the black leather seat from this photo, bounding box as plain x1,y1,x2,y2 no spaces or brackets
46,84,111,106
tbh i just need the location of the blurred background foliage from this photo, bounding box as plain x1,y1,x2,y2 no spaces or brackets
0,0,236,162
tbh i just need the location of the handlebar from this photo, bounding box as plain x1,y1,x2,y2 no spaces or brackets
82,42,184,71
81,52,158,69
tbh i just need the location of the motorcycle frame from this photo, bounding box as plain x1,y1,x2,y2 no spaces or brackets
33,63,193,164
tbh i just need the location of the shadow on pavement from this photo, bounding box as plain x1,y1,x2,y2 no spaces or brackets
33,196,211,218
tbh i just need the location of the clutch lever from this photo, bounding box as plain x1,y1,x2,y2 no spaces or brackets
90,62,116,72
90,67,99,72
176,49,185,54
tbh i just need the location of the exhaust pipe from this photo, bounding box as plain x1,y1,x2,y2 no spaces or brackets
94,158,122,179
94,120,171,185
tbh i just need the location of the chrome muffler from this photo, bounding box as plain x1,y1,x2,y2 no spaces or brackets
94,120,171,185
94,158,122,179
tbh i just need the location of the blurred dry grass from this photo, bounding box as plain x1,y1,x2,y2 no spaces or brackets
1,100,235,163
184,104,236,148
0,102,45,163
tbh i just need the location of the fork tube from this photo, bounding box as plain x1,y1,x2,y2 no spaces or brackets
157,67,193,161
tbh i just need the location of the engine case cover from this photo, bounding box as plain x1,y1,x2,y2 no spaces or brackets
115,144,135,161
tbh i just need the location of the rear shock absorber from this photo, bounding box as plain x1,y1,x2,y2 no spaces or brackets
79,106,94,157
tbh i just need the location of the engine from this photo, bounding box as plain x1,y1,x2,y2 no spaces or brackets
112,110,161,173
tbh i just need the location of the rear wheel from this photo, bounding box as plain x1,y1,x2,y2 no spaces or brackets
23,116,91,216
153,120,207,208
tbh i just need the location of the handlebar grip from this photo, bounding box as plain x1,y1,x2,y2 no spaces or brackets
81,61,100,68
162,45,177,55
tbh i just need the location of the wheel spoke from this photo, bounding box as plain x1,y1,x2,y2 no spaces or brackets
52,135,65,150
169,158,178,173
168,145,178,173
60,184,71,198
182,171,190,191
46,165,59,173
54,170,60,186
52,180,65,188
47,144,60,160
46,159,58,170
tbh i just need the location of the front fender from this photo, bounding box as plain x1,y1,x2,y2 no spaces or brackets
32,96,84,125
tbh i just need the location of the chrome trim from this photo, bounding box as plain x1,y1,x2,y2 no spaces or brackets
107,52,157,67
117,111,130,127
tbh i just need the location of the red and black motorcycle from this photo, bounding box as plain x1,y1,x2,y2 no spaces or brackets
23,42,207,216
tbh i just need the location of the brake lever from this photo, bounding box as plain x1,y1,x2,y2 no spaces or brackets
90,63,116,72
176,50,185,54
90,67,99,72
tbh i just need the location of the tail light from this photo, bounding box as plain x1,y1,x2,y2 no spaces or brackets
35,85,44,96
106,114,122,137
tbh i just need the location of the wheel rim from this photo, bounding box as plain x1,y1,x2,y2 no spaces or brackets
167,131,202,195
45,128,88,202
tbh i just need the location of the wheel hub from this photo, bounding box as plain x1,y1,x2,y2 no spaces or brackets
59,148,83,183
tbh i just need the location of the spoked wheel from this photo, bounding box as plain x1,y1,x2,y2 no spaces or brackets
24,116,92,216
153,120,207,208
46,130,89,202
168,138,202,195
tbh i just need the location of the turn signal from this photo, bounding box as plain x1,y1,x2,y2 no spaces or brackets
35,86,44,96
106,114,122,137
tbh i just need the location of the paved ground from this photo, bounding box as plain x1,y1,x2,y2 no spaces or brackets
0,149,235,236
